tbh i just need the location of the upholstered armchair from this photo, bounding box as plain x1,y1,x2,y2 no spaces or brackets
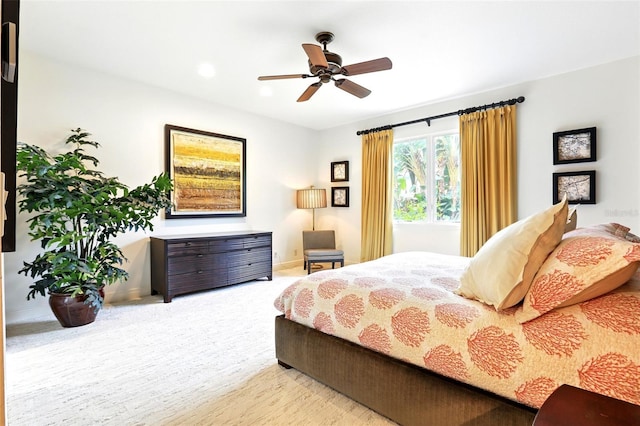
302,230,344,274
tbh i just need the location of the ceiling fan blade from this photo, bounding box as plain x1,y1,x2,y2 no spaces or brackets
341,57,392,76
297,82,322,102
258,74,308,81
334,79,371,98
302,43,328,69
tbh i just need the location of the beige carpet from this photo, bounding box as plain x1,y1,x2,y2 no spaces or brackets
5,267,396,426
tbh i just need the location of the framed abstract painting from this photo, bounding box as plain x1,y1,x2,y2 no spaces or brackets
165,124,246,218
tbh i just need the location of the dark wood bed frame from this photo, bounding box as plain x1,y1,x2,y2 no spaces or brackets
275,315,537,426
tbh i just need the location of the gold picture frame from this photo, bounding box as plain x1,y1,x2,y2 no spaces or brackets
165,124,246,218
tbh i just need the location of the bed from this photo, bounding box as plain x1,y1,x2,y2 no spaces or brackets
273,220,640,425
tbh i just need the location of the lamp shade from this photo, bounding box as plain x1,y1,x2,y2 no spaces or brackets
296,188,327,209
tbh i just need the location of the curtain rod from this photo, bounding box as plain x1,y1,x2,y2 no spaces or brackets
356,96,525,136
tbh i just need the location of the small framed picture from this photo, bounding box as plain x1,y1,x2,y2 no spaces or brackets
553,170,596,204
331,161,349,182
553,127,596,164
331,186,349,207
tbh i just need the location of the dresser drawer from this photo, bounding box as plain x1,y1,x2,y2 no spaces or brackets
243,234,272,249
210,238,245,253
167,241,209,256
227,246,271,267
167,254,226,276
168,270,228,290
228,260,272,282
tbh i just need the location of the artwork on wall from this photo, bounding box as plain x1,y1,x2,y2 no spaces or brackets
553,127,596,164
331,161,349,182
553,170,596,205
331,186,350,207
165,124,246,218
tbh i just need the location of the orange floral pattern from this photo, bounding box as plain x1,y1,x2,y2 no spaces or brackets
527,270,584,314
392,307,430,347
334,294,365,328
579,353,640,402
369,288,406,309
515,377,558,408
468,326,523,378
435,303,480,328
581,293,640,334
317,279,349,299
517,226,640,322
313,312,335,334
423,345,469,381
275,251,640,409
556,237,614,266
359,324,392,354
522,311,586,356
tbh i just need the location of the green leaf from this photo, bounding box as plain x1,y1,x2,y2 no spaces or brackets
16,128,173,309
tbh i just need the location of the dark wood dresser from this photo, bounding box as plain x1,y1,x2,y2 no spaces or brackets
150,230,272,302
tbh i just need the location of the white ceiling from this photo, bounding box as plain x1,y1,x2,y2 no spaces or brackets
19,1,640,131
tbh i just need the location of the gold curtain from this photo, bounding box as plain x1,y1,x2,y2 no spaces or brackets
459,106,517,257
361,129,394,262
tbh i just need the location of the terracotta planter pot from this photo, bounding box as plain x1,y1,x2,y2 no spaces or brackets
48,292,101,328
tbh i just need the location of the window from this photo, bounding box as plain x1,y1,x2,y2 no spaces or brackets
393,132,460,222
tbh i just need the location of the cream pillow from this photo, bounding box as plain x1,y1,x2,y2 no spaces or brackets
456,197,568,310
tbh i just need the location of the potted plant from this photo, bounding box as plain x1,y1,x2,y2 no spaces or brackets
16,128,173,327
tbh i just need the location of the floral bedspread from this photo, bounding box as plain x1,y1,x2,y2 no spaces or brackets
274,252,640,408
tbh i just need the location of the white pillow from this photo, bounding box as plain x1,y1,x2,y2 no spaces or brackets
456,197,568,310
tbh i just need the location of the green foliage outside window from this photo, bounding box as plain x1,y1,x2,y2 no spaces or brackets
393,133,460,222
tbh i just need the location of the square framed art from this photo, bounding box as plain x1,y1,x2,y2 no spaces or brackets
331,186,349,207
165,124,246,218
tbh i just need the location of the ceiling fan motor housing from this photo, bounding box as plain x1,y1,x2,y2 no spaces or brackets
310,31,342,81
309,51,342,78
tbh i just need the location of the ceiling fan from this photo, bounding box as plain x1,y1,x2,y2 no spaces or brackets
257,31,392,102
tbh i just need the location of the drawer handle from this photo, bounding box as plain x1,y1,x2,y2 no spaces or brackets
197,270,203,274
186,242,192,247
197,254,203,258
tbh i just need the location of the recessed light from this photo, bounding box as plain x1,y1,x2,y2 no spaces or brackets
260,86,273,97
198,63,216,78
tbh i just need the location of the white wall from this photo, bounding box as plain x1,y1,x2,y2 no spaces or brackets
316,56,640,261
5,51,319,323
7,52,639,323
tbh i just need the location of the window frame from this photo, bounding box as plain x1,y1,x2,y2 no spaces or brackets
392,129,460,224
